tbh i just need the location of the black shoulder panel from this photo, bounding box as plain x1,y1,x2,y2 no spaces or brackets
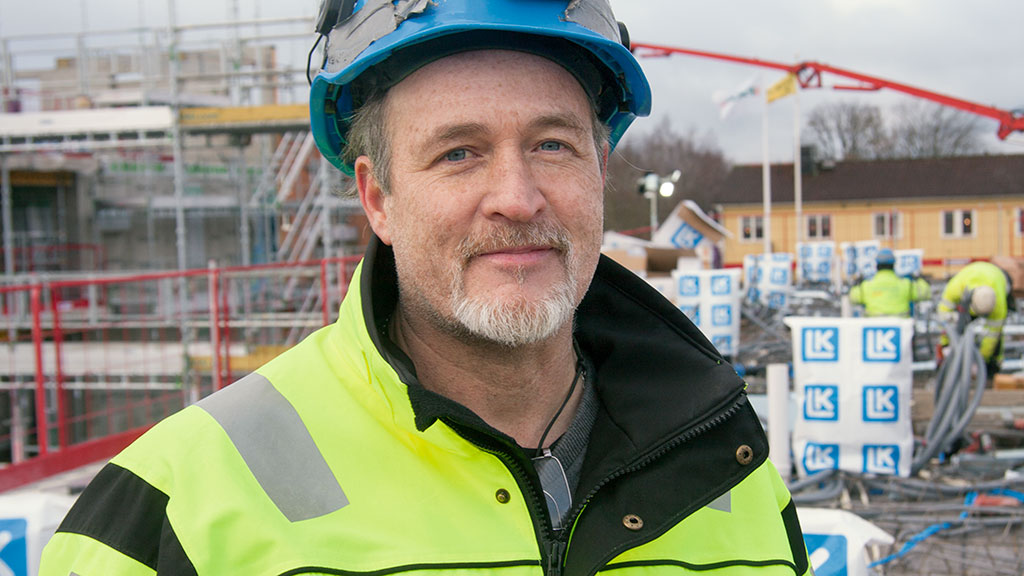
58,462,197,575
782,499,810,575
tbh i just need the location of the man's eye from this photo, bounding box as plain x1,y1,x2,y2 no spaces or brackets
445,149,468,162
539,141,563,152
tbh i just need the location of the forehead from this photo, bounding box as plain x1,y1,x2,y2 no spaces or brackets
382,49,594,131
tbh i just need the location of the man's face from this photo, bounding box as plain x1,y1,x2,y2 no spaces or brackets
358,50,606,348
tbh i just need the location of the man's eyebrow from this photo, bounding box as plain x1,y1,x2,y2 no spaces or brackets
529,113,589,136
428,122,491,145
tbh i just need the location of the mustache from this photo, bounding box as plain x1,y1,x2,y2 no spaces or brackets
457,223,571,265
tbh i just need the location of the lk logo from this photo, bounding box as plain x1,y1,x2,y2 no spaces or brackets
863,445,900,475
711,304,732,326
863,385,898,422
671,222,704,250
0,519,27,576
770,268,789,285
802,327,839,362
678,276,700,297
899,254,920,271
710,275,731,295
803,533,847,576
803,443,839,474
863,327,901,362
804,385,839,421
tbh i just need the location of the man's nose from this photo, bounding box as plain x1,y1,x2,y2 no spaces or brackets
480,150,547,223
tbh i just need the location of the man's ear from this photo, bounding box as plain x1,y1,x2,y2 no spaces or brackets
355,156,392,245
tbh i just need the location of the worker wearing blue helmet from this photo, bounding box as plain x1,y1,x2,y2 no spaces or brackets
42,2,809,574
850,248,932,317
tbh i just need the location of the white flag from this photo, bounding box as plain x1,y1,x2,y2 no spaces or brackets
712,76,759,119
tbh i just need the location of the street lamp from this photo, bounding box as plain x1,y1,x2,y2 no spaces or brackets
638,169,682,237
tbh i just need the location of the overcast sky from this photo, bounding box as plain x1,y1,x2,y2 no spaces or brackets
2,0,1022,165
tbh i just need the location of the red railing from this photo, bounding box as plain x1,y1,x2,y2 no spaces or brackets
0,256,361,492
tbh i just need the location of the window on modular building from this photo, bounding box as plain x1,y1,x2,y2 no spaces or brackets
806,214,832,239
942,210,956,237
741,215,763,241
874,212,901,239
961,210,973,235
941,209,974,238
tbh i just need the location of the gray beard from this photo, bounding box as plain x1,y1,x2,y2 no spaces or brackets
448,223,579,348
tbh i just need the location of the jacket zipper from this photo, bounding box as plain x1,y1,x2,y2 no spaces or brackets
442,418,565,575
560,392,748,573
446,390,747,576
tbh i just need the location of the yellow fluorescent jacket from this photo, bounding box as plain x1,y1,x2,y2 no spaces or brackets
41,239,811,576
849,269,931,317
938,261,1010,362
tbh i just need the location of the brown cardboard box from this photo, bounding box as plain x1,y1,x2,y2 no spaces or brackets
646,246,697,274
991,256,1024,297
993,373,1024,390
602,249,646,274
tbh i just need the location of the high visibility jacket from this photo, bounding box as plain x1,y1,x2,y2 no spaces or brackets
938,261,1010,363
849,269,931,317
41,238,810,576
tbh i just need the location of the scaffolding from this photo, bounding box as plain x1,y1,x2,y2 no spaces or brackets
0,10,362,275
0,8,371,489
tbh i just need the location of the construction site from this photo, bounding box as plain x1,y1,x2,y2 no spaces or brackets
1,4,1023,576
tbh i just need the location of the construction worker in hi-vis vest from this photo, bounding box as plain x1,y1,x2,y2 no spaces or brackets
41,2,811,574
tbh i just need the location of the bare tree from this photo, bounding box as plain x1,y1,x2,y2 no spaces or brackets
604,119,729,234
806,100,890,161
887,100,984,158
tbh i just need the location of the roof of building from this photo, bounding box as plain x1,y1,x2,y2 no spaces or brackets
713,154,1024,205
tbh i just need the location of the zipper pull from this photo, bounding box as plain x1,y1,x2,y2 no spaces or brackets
547,539,566,576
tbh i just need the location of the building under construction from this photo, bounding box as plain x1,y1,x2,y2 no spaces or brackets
0,13,368,476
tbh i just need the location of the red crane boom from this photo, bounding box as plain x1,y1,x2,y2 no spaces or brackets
631,42,1024,140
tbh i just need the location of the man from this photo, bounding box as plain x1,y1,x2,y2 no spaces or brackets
849,248,931,317
938,260,1016,375
42,2,810,574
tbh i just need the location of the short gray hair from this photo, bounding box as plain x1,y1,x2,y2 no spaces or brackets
342,85,611,197
343,84,393,196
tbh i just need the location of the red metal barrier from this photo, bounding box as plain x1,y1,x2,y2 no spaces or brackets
0,256,361,493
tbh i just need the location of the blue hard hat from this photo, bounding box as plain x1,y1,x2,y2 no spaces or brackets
309,0,652,175
876,248,895,266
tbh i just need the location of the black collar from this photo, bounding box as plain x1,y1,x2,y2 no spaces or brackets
359,234,745,450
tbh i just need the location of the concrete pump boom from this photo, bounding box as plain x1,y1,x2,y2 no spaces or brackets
631,42,1024,140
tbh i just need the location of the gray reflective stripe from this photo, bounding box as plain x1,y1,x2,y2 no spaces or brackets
983,318,1005,336
326,0,432,74
565,0,620,43
707,491,731,513
198,373,348,522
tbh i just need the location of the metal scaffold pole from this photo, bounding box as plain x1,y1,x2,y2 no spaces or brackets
1,154,12,281
167,0,193,400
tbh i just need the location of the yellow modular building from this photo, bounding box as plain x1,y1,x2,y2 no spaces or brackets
713,154,1024,277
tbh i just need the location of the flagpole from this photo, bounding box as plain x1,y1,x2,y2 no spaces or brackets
761,77,772,255
793,69,803,249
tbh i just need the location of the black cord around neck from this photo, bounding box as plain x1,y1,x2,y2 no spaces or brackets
534,343,585,458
